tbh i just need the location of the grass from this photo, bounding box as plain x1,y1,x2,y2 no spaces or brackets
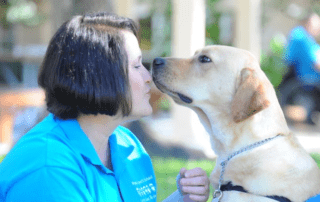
0,155,4,163
311,153,320,168
153,154,320,202
152,156,215,202
1,154,320,202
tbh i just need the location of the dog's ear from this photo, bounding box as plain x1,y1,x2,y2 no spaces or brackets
231,68,270,123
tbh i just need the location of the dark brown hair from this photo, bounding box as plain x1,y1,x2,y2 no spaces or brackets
38,12,138,119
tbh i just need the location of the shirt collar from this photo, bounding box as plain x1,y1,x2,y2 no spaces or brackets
108,126,138,177
52,114,113,174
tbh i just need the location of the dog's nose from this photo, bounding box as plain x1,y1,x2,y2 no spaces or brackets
153,57,166,68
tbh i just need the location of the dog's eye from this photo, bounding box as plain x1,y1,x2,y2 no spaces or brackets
199,55,212,63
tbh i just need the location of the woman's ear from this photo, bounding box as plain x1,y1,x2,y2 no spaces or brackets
231,68,270,123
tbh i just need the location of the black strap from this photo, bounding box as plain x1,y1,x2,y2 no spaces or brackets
266,195,292,202
221,182,292,202
221,182,247,193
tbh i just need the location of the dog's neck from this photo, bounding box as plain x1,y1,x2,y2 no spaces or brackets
192,102,290,157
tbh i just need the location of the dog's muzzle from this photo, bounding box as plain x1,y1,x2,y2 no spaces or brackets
152,57,193,104
153,57,166,69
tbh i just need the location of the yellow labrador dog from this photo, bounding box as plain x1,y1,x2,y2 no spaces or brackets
152,45,320,202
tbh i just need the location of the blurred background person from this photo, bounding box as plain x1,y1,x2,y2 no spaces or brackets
284,11,320,85
282,11,320,124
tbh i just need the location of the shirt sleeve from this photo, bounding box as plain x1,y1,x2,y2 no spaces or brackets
5,166,94,202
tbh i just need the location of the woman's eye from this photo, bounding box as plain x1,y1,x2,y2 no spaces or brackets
199,55,212,63
134,65,141,69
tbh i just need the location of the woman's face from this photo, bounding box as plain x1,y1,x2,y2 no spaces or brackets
123,31,153,119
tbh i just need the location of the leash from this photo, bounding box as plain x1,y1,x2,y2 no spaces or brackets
213,134,284,202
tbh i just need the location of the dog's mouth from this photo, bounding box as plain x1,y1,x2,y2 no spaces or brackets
153,78,193,104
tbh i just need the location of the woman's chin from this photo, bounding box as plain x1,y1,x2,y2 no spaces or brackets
128,106,153,121
140,106,153,117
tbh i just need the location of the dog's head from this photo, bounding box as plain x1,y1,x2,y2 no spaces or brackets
152,45,271,123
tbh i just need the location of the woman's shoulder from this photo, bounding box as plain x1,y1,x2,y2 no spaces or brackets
0,114,84,181
14,114,76,159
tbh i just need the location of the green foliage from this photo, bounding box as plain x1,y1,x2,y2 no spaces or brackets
138,0,172,56
0,2,11,29
311,153,320,168
156,0,172,57
261,36,288,89
206,18,221,45
140,17,152,41
156,97,171,111
160,2,172,57
0,0,46,28
206,0,222,45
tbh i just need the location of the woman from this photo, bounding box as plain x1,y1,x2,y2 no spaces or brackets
0,12,209,202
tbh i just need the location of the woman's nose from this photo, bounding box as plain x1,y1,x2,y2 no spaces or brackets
143,65,152,83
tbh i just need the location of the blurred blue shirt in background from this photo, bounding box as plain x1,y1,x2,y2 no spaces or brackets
284,26,320,85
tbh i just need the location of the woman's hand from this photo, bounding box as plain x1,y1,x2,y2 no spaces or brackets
179,167,210,202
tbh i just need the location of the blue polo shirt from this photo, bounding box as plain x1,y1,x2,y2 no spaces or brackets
0,114,157,202
284,26,320,85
